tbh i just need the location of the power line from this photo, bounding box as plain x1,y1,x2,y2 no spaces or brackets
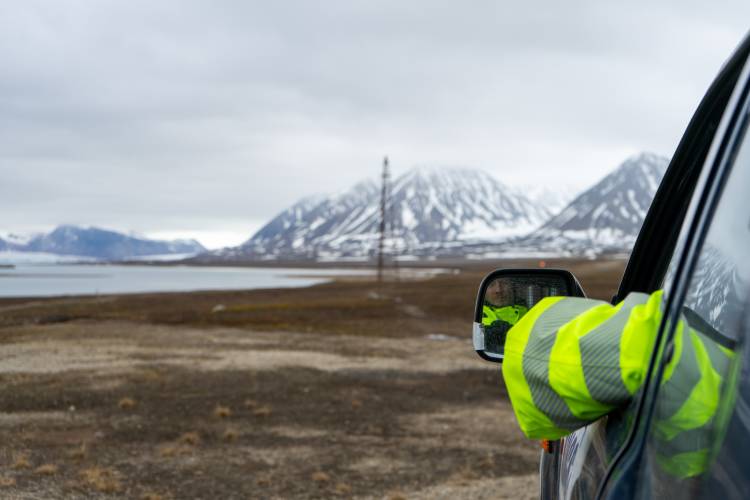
377,156,389,282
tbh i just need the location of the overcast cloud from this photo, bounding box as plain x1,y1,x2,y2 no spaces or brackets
1,1,748,248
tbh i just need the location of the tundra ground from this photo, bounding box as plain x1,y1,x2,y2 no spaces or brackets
0,258,625,499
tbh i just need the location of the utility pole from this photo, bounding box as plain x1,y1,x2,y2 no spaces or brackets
377,156,389,282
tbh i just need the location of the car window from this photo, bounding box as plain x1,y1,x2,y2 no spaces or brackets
635,104,750,497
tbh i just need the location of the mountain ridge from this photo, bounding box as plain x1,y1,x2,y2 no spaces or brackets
205,152,669,262
516,152,668,254
2,225,206,261
211,165,553,261
6,153,670,264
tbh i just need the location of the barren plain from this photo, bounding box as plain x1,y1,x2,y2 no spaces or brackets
0,259,626,499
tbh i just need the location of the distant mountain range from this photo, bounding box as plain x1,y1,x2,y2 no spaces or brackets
511,152,668,256
0,225,205,261
4,152,668,264
212,167,557,261
201,152,668,262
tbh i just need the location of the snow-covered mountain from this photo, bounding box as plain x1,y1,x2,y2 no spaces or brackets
516,152,669,255
200,152,671,262
517,184,578,215
683,244,745,334
0,232,37,248
2,225,205,261
212,167,552,261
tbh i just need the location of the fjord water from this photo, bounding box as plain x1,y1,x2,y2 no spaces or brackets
0,264,371,298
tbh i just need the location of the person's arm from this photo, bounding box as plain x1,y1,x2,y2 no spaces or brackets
502,291,663,440
501,288,736,478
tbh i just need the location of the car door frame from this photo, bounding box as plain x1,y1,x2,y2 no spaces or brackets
543,32,750,500
597,34,750,500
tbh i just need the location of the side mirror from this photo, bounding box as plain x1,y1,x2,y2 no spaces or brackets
473,269,585,363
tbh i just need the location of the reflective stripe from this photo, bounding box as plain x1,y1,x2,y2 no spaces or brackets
661,321,685,383
523,298,599,430
656,323,701,426
656,449,710,478
503,297,568,439
653,311,736,478
578,293,649,406
657,330,722,441
548,301,618,421
619,291,663,394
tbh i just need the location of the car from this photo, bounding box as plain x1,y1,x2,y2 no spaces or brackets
472,31,750,499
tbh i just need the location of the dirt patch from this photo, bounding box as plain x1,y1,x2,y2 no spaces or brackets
0,321,489,375
0,321,537,499
401,474,539,500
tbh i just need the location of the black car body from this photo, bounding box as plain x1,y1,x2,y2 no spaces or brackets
534,31,750,499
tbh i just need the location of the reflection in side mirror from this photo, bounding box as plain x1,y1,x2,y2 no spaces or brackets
473,269,585,363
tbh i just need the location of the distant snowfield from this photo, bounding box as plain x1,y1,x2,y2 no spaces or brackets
459,220,535,241
0,251,198,265
0,251,95,265
127,253,199,262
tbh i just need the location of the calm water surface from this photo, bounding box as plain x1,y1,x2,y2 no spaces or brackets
0,264,373,298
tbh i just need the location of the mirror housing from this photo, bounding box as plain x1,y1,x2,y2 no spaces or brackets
473,268,586,363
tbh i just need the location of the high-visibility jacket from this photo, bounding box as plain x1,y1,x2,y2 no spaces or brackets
483,304,529,327
502,290,733,477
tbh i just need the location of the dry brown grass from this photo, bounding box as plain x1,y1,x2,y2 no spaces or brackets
222,428,239,442
12,455,31,470
34,464,59,475
243,399,258,409
159,430,201,457
449,465,479,486
0,477,16,487
252,405,272,417
158,444,189,458
69,442,87,461
256,475,271,487
141,493,168,500
137,368,163,383
350,398,363,409
178,431,201,446
477,452,495,468
213,405,232,419
118,397,137,410
335,482,352,495
387,492,408,500
311,471,330,483
79,467,122,493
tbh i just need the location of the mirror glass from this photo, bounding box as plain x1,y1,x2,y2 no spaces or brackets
479,274,572,360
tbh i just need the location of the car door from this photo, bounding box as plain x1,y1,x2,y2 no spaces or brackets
548,33,750,500
595,35,750,499
625,80,750,499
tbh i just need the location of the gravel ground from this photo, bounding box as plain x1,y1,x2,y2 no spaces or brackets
0,320,540,499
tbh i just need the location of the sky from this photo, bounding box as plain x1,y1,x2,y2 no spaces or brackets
1,1,748,249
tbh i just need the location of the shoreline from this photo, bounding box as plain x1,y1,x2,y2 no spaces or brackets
0,257,626,303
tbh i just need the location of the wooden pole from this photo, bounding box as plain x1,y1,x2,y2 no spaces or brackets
377,156,389,282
